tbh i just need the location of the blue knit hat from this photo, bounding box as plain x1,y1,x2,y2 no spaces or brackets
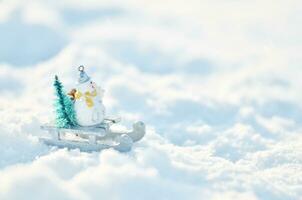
78,65,90,84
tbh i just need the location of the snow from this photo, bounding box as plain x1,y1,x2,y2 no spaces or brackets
0,0,302,199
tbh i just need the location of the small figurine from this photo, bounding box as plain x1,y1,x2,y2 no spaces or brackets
40,66,145,152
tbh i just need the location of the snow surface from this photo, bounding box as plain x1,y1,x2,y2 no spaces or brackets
0,0,302,199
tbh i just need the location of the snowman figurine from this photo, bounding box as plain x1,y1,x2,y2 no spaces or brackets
72,66,105,127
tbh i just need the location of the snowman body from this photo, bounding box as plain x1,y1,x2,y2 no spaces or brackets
74,80,105,127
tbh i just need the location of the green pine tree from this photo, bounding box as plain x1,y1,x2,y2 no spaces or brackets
53,75,77,128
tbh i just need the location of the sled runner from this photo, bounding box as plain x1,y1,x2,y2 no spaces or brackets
40,120,145,152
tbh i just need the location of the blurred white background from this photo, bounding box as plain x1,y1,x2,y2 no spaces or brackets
0,0,301,199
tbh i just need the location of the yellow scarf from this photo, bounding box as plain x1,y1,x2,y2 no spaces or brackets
75,90,97,108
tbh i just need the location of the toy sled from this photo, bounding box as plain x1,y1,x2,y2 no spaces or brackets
40,118,145,152
41,66,145,152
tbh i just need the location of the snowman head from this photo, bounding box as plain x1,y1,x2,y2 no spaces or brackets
77,80,96,92
77,66,98,93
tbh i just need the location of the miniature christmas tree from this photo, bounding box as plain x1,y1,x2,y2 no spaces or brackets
53,75,77,128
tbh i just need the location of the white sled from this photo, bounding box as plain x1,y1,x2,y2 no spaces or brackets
40,119,145,152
